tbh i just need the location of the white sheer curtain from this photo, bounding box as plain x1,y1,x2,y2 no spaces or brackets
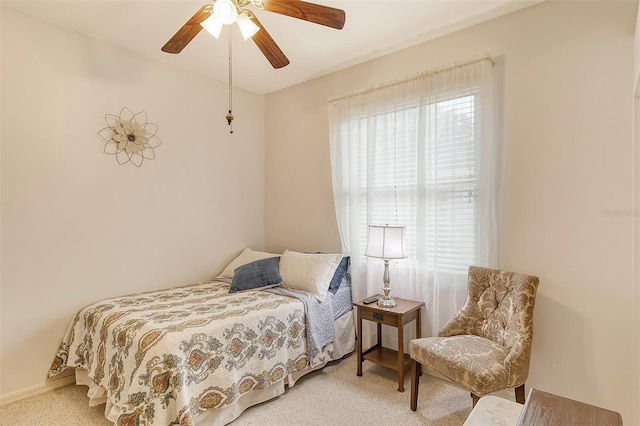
328,58,499,337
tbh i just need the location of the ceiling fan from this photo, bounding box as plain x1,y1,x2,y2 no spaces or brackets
161,0,346,69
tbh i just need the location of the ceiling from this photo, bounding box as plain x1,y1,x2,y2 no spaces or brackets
3,0,540,94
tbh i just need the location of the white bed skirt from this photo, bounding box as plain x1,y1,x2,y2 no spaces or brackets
75,310,356,425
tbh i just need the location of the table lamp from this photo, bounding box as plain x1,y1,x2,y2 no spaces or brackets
365,224,407,308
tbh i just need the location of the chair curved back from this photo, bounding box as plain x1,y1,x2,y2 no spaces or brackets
438,266,540,385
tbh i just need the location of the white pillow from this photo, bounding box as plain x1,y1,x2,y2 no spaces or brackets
280,250,344,302
218,247,280,279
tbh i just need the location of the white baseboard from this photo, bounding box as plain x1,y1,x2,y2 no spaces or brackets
0,370,76,407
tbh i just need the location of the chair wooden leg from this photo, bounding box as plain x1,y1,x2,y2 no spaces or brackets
471,393,480,407
515,384,526,404
410,359,419,411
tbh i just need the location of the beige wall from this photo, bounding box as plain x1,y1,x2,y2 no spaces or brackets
264,86,342,254
265,1,638,424
0,7,266,398
634,92,639,426
634,2,640,414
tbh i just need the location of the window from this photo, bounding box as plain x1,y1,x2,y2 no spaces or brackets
329,58,497,332
351,91,480,274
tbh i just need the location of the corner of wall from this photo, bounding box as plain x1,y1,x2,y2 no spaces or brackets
633,5,640,424
635,1,640,97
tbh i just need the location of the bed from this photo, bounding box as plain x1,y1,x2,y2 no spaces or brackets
47,249,356,425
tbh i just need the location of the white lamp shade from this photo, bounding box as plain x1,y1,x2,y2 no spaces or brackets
213,0,238,25
236,13,259,40
200,14,224,38
365,225,407,259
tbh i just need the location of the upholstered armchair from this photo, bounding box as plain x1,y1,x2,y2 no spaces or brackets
409,266,540,411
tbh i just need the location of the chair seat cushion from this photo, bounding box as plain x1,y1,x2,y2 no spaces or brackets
410,335,511,396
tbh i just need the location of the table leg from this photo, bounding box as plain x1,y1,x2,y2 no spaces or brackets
416,310,422,377
398,319,405,392
357,308,363,376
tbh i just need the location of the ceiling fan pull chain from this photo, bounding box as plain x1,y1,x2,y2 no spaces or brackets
227,29,234,134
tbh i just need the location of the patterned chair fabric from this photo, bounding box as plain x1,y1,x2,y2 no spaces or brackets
410,266,539,407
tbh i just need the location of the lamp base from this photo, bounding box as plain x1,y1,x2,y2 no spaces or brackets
377,295,397,308
377,259,397,308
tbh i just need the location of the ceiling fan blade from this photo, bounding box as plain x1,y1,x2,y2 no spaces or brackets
262,0,345,30
251,15,290,69
161,5,211,54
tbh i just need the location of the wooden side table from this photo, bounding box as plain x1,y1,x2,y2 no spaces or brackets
354,295,424,392
517,388,623,425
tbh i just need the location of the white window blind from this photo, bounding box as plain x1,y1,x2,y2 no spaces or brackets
353,91,479,274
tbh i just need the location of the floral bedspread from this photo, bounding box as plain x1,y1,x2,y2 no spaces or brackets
48,281,315,426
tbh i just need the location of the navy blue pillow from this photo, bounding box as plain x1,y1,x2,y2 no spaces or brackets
229,257,282,293
328,256,350,294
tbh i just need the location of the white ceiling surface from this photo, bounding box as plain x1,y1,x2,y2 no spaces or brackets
3,0,539,94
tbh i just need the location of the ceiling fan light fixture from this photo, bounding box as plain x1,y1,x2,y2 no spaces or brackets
162,0,345,69
236,13,260,40
213,0,238,25
200,14,224,38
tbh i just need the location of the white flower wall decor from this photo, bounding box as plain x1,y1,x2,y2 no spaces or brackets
98,107,162,167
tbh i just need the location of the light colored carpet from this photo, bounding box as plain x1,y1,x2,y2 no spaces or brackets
0,354,476,425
